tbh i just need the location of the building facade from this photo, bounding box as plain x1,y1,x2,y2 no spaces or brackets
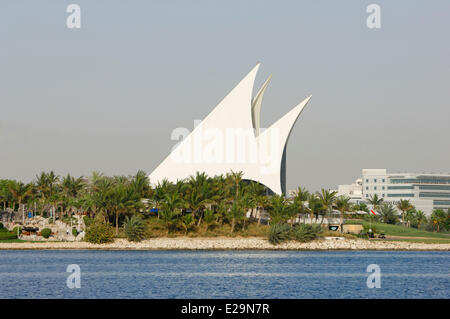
336,178,364,204
362,169,450,215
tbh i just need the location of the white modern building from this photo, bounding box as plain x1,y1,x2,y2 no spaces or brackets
336,178,363,204
338,169,450,215
149,64,312,195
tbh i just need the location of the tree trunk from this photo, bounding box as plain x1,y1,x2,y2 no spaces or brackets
230,218,235,233
20,200,24,224
340,211,344,233
115,211,119,236
197,211,203,227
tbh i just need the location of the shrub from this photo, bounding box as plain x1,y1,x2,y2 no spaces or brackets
268,223,292,245
85,221,114,244
0,231,17,240
41,228,52,239
83,216,94,228
12,226,22,236
291,224,322,242
72,228,78,237
123,215,146,242
268,223,323,245
0,222,4,229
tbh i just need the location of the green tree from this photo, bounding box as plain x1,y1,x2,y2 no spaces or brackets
335,195,351,232
180,214,195,235
318,189,337,225
203,208,218,232
227,201,244,233
307,193,323,223
160,192,183,234
268,195,292,225
123,215,146,242
8,181,33,223
379,203,399,224
293,186,309,223
396,199,413,225
367,194,383,211
415,210,426,230
430,209,446,232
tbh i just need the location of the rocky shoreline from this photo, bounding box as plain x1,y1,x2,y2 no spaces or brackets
1,237,449,250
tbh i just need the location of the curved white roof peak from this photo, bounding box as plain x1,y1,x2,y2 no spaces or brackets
149,65,311,195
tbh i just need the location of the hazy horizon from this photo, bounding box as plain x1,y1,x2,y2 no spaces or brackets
1,1,449,191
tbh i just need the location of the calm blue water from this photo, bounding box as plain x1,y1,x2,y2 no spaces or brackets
0,250,448,299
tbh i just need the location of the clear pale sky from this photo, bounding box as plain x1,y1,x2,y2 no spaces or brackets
1,1,449,191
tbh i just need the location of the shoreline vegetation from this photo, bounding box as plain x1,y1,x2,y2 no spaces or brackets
1,170,449,251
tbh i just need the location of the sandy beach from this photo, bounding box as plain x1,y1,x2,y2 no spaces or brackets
1,237,449,250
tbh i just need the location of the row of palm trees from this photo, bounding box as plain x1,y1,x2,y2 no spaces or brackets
363,194,449,231
1,171,448,235
0,171,345,234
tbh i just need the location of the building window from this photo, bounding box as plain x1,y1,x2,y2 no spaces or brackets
382,186,385,190
366,187,369,190
382,179,385,182
366,194,368,198
374,186,377,190
382,194,385,197
374,179,377,183
419,192,450,198
387,194,414,197
388,186,414,190
366,179,369,183
419,185,450,191
434,200,450,206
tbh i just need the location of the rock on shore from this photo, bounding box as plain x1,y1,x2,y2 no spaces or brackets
0,237,449,250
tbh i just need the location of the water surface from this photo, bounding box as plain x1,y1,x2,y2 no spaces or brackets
0,250,448,298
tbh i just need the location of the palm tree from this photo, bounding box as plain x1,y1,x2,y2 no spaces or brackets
293,186,309,223
0,180,11,210
203,208,217,232
318,189,337,225
415,210,426,230
396,199,413,225
107,182,139,236
184,173,211,226
256,194,269,225
180,214,194,235
379,203,398,224
8,181,33,223
269,195,297,224
307,193,322,224
227,201,244,233
335,195,351,232
431,209,445,232
131,170,151,199
229,170,243,200
160,192,183,234
367,194,383,211
62,174,85,216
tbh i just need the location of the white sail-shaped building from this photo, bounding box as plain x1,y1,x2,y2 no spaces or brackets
149,64,311,195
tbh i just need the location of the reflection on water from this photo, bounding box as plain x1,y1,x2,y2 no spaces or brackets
0,250,448,299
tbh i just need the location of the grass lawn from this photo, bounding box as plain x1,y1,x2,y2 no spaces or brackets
346,219,450,239
0,239,27,243
383,237,450,244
